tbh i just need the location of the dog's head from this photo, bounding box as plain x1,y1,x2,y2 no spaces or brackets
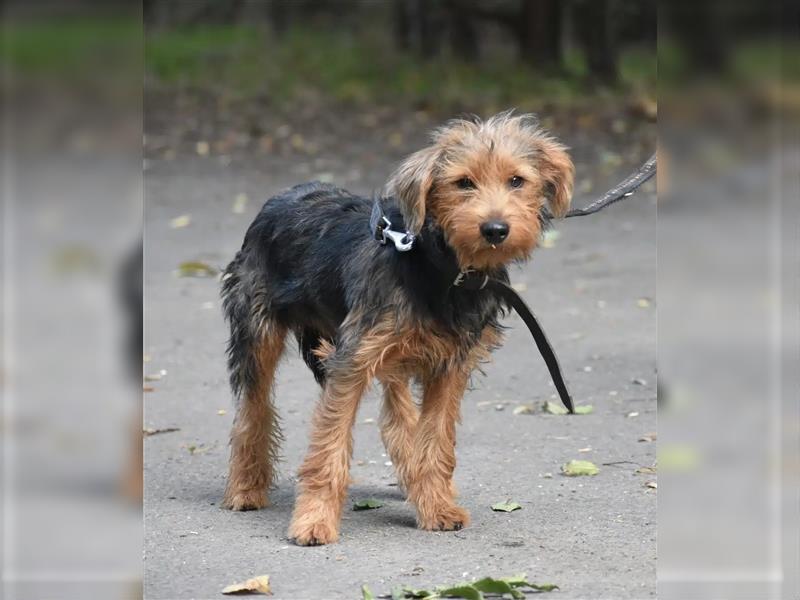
386,112,574,270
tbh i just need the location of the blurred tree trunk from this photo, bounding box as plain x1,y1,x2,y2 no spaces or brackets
268,1,290,36
518,0,563,68
446,0,480,62
574,0,618,84
394,0,443,58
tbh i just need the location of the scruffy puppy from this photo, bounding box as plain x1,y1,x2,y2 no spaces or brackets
221,112,574,545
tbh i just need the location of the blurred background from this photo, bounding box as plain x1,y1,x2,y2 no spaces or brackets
1,0,798,599
143,0,657,187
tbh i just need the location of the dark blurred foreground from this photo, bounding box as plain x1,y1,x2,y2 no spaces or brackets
1,0,799,598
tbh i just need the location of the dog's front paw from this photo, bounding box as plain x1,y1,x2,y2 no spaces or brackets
417,504,470,532
288,515,339,546
222,488,268,511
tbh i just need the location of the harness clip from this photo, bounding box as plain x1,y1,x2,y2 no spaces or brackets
379,216,415,252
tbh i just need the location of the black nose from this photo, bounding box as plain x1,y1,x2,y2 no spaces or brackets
480,220,510,244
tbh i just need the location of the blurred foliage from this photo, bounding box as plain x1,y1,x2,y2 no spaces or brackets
144,24,656,113
3,19,140,75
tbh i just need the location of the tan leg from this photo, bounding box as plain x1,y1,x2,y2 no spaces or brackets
406,367,471,531
223,325,287,510
379,377,419,490
288,363,371,545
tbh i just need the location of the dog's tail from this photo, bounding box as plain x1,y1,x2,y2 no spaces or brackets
221,252,283,401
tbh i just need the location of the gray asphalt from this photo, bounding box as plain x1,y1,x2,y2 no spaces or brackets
144,139,656,600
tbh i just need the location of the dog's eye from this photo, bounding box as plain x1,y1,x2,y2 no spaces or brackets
456,177,475,190
509,176,524,189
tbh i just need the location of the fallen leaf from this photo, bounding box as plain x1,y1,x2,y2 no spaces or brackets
388,132,404,147
501,575,558,593
169,214,191,229
512,404,535,415
353,499,383,511
388,575,558,599
144,369,166,382
636,297,652,308
177,261,217,278
659,445,699,470
435,585,481,600
542,400,568,415
361,584,376,600
187,443,215,455
232,193,249,214
217,409,227,416
578,447,592,453
540,229,561,248
574,405,594,415
645,481,657,489
636,466,657,475
491,501,522,512
562,459,600,476
50,245,101,274
639,432,657,442
221,574,271,595
143,427,179,437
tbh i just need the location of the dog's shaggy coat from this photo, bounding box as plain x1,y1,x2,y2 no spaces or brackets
221,112,574,545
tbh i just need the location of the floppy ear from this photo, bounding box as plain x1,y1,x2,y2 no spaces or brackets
537,138,574,218
385,145,439,234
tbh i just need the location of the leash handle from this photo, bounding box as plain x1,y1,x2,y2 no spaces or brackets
486,279,575,414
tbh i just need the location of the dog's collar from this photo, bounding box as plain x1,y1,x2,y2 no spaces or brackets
452,268,490,290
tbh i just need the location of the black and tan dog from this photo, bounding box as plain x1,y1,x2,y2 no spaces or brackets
220,111,574,545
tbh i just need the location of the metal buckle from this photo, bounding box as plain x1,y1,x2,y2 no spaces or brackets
379,216,414,252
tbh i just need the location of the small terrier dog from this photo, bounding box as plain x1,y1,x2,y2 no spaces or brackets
221,112,574,545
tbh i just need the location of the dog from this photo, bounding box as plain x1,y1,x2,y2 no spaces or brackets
220,111,574,545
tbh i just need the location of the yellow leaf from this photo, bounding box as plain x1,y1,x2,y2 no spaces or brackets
170,214,191,229
233,193,249,214
222,575,272,595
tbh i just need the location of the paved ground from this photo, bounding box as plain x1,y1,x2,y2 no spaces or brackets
143,123,656,599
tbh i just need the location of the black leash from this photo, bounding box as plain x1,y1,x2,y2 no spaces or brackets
371,155,657,414
560,152,656,219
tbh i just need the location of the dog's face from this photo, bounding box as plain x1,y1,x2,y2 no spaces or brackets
387,112,574,270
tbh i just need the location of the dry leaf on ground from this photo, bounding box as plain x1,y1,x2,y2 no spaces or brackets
222,574,272,595
562,460,600,476
491,501,522,512
170,214,191,229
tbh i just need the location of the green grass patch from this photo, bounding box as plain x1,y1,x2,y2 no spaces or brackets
146,24,655,111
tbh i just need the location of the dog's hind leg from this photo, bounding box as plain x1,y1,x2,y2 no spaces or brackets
379,376,418,490
223,320,287,511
